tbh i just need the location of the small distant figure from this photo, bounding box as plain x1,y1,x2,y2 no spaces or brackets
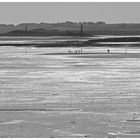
81,49,82,53
132,112,137,120
25,47,28,54
75,50,77,53
125,48,127,54
107,49,110,53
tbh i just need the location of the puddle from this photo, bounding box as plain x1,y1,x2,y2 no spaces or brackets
127,119,140,123
108,131,140,138
0,108,82,112
0,120,24,125
53,129,91,137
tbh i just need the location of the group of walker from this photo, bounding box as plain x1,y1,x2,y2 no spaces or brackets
68,49,83,53
67,49,128,54
67,49,110,54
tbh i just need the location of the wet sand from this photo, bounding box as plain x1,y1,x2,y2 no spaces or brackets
0,46,140,137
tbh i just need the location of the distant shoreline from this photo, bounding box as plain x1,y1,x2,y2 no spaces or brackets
0,36,140,47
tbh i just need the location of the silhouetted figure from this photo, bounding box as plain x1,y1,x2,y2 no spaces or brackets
25,47,28,54
107,49,110,53
132,112,137,120
81,49,82,53
75,50,77,53
125,48,127,54
68,50,71,53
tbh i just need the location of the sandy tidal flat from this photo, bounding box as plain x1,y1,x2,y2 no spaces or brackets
0,46,140,137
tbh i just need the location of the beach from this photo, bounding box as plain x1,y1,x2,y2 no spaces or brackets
0,39,140,137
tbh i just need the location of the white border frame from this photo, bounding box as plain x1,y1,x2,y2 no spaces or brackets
0,1,138,140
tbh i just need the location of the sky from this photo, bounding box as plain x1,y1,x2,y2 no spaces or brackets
1,2,140,24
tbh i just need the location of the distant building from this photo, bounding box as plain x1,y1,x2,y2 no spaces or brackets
25,26,28,32
80,23,83,35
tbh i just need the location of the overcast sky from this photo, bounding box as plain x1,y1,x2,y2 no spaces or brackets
0,2,140,24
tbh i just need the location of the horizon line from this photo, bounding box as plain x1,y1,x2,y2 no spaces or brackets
3,21,140,26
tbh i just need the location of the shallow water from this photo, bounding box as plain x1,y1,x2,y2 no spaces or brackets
0,45,140,137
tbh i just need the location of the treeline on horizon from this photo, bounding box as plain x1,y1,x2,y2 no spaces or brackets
1,21,140,36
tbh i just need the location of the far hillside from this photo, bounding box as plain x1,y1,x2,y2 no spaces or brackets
0,28,90,36
1,22,140,35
